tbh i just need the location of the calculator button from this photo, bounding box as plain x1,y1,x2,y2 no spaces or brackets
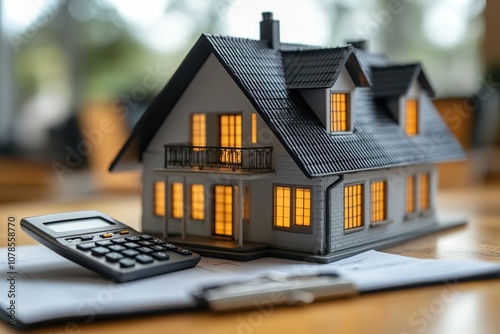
119,258,135,268
122,249,140,257
111,238,127,244
80,235,94,241
150,245,166,251
174,248,193,256
139,234,153,240
125,236,141,242
96,240,114,246
152,239,166,244
164,243,178,250
124,242,140,248
105,252,124,262
91,247,110,256
77,243,96,251
101,233,113,238
119,230,130,235
138,241,154,246
137,247,154,254
108,244,126,252
136,254,154,264
152,252,170,261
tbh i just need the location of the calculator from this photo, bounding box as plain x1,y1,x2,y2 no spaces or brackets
20,210,201,282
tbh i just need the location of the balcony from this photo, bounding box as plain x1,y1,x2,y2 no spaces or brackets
164,145,273,171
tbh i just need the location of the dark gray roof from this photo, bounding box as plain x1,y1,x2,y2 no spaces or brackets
371,64,435,98
110,34,464,177
282,47,371,89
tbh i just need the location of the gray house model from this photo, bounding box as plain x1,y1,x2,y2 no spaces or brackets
110,13,464,262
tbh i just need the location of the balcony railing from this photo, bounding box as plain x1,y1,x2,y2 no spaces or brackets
164,145,273,171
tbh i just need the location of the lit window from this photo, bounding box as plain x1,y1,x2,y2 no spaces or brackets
220,115,242,147
214,185,232,236
405,99,418,136
344,184,363,230
406,176,416,214
419,174,430,211
273,186,311,229
220,115,242,163
330,93,349,132
192,114,206,147
251,113,257,144
370,181,387,223
243,186,250,220
274,186,291,228
172,183,183,218
154,181,165,217
190,184,204,220
294,188,311,227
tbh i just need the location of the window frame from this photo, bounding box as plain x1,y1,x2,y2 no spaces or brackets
251,113,257,144
419,173,431,213
272,184,313,233
404,99,419,136
370,179,389,225
405,175,417,220
190,184,205,221
171,182,183,219
329,91,352,134
191,113,206,147
343,182,365,233
153,181,165,217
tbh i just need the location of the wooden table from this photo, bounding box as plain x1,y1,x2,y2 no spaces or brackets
1,186,499,334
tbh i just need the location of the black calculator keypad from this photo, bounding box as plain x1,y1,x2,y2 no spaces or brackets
72,230,199,281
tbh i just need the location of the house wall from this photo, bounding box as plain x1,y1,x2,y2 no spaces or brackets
328,164,438,253
140,53,327,253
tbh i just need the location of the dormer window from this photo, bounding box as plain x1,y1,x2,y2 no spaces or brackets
405,99,418,136
330,92,350,132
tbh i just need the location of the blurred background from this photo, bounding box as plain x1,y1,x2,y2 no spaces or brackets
0,0,499,203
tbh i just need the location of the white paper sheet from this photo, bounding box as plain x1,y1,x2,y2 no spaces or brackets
1,245,499,325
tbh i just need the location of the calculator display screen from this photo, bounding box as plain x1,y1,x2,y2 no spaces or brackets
45,218,115,232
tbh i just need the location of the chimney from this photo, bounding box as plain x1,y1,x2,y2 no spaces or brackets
260,12,280,50
346,40,368,51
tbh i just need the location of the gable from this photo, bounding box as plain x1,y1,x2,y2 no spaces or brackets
146,54,256,152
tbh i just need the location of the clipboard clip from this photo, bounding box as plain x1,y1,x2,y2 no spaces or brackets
192,272,357,312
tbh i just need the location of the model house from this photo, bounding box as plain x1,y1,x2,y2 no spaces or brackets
110,13,464,262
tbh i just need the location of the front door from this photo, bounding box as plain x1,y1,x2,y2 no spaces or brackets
214,185,233,236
